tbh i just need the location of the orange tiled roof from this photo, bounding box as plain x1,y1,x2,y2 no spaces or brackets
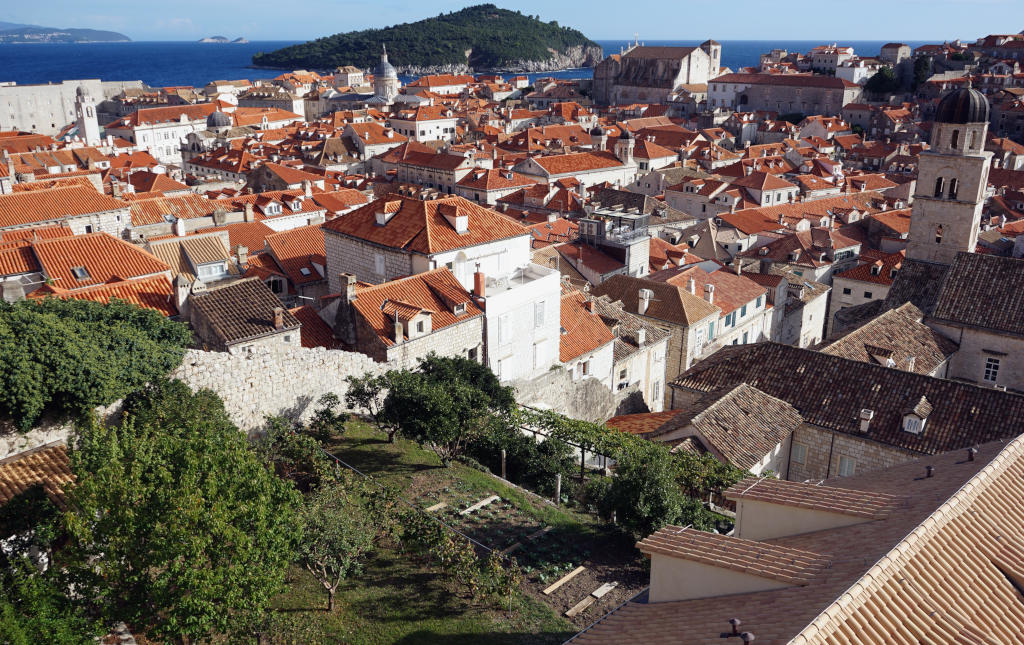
559,290,616,362
289,305,339,348
530,151,624,175
265,224,326,286
0,186,126,229
31,274,177,317
323,194,528,255
33,233,170,289
351,268,482,347
0,444,74,509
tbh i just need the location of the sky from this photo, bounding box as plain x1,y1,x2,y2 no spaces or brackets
5,0,1023,42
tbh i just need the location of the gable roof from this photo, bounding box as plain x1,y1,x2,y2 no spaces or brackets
323,194,528,255
33,232,170,289
671,342,1024,455
190,278,300,346
559,290,616,362
0,444,73,509
932,252,1024,337
591,274,720,327
265,224,326,286
351,268,481,347
0,186,126,229
823,302,958,374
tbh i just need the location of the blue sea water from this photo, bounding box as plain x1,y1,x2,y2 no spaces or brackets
0,39,933,88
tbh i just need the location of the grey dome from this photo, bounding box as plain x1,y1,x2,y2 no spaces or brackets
618,126,633,140
590,125,605,136
935,86,989,124
207,110,232,128
375,47,398,80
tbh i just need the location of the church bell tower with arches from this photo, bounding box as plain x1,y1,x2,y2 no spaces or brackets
906,84,993,265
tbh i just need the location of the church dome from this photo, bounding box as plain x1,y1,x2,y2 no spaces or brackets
207,110,232,129
375,48,398,80
935,85,989,124
590,125,605,136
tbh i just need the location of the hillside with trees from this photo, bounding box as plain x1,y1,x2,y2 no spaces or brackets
251,4,603,73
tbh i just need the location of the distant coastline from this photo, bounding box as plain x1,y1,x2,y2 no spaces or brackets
0,25,130,44
198,36,249,44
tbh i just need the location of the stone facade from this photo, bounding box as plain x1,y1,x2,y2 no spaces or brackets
785,424,917,481
929,321,1024,393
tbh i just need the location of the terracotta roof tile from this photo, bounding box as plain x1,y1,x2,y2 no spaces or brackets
932,252,1024,336
0,186,126,229
0,444,73,509
190,278,300,346
559,290,616,362
289,305,339,348
32,232,169,289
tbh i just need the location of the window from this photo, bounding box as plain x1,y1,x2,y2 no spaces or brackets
842,287,852,295
619,369,627,380
950,129,959,149
84,225,93,234
581,360,591,376
756,295,763,308
742,331,749,344
71,266,91,281
948,178,958,200
708,321,715,339
468,347,478,361
299,267,311,276
863,291,873,299
903,416,924,434
284,335,292,343
374,254,385,276
498,313,511,344
984,357,1000,383
791,442,807,464
838,455,856,477
740,304,747,317
534,301,545,328
416,320,424,334
934,224,944,244
934,177,944,198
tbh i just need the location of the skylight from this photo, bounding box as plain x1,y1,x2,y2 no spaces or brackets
71,266,91,281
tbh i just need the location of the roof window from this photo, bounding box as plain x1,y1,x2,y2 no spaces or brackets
71,266,91,281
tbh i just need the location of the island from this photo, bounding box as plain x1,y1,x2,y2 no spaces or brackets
0,25,130,44
199,36,248,43
251,4,603,74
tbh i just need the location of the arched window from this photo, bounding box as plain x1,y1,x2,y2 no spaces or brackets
969,129,978,151
950,129,959,149
948,178,958,200
934,224,944,244
934,177,944,198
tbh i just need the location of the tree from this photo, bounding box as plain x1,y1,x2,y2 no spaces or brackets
308,392,348,442
0,298,191,430
255,415,331,492
913,56,931,89
344,372,400,443
298,475,381,611
60,380,301,643
381,354,516,466
865,66,900,94
598,441,719,537
0,556,102,645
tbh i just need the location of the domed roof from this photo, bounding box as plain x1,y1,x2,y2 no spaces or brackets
207,110,232,128
935,85,989,124
590,125,605,136
618,126,633,140
375,45,398,80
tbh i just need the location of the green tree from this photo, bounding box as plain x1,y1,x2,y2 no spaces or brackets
913,56,931,89
865,66,900,94
0,556,101,645
381,354,516,466
345,372,400,443
308,392,348,442
298,475,382,611
597,441,714,537
255,415,331,492
0,298,191,430
60,380,301,643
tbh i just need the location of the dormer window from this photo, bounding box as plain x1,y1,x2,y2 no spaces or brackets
299,267,311,276
903,416,925,435
454,303,466,315
870,263,881,276
902,395,932,435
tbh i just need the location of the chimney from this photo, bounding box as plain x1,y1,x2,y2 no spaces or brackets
585,299,594,313
393,319,404,344
925,465,934,478
244,203,255,222
703,283,714,304
174,217,187,237
173,274,191,318
302,179,313,197
236,245,249,266
638,288,652,315
734,260,743,275
859,408,874,433
273,307,285,330
473,269,486,297
637,328,646,346
112,181,122,198
687,277,696,294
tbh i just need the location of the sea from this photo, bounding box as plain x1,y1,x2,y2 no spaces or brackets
0,39,933,89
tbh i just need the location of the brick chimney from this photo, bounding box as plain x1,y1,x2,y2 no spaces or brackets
473,269,486,297
273,307,285,330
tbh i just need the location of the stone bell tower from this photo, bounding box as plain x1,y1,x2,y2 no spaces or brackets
75,85,101,146
905,84,992,265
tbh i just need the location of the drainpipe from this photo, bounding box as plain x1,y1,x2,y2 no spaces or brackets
825,430,837,478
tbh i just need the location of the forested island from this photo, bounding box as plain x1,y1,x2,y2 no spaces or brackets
0,25,130,44
251,4,603,74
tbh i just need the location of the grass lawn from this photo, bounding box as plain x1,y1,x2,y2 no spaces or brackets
266,421,578,644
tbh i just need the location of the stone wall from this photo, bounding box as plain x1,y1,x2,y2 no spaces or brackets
510,365,643,423
787,424,917,481
172,346,383,433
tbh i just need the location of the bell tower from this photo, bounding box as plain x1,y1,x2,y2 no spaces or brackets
906,85,992,265
75,85,101,146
